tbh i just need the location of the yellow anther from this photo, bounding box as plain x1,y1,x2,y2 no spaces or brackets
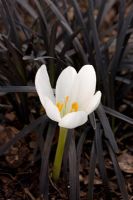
56,102,63,112
65,96,69,103
56,97,78,115
71,102,79,112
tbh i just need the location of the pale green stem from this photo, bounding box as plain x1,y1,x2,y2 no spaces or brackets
52,127,68,181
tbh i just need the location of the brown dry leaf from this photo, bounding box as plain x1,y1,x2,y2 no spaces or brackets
5,112,16,121
80,191,86,197
0,125,18,145
67,7,74,21
79,0,88,13
5,143,30,168
0,125,30,167
94,177,102,185
118,152,133,173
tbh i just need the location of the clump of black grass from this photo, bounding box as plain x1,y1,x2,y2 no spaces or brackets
0,0,133,199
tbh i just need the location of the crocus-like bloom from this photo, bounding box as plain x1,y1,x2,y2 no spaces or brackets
35,64,101,129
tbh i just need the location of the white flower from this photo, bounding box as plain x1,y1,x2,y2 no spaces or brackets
35,64,101,129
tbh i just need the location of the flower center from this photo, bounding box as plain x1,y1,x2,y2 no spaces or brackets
56,96,79,116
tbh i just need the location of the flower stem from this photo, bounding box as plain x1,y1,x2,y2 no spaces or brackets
52,127,68,181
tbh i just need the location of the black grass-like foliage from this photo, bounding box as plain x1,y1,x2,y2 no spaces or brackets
40,122,57,199
0,115,48,156
0,0,132,199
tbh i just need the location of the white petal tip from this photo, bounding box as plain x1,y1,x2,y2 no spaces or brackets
35,64,47,84
59,111,88,129
87,91,102,115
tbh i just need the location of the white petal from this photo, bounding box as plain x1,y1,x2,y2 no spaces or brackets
55,66,77,103
59,111,87,129
43,97,61,122
70,65,96,110
86,91,102,115
35,64,55,103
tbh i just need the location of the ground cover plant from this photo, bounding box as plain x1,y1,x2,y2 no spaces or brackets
0,0,133,199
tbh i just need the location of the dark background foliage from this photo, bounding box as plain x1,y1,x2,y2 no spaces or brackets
0,0,132,199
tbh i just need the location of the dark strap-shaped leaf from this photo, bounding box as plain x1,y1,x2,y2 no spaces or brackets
34,56,67,67
89,113,96,130
96,0,107,28
108,6,133,75
106,140,128,200
76,127,89,200
39,122,57,199
77,127,89,165
0,115,48,156
117,0,125,34
16,0,37,19
32,122,47,163
96,104,119,153
1,0,20,48
34,0,49,51
48,22,58,87
0,86,36,93
88,140,97,200
95,123,112,200
60,28,81,58
104,106,133,125
70,0,91,54
88,0,108,101
44,0,88,64
68,130,79,200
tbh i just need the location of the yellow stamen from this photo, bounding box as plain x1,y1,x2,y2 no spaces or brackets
65,96,69,103
71,102,79,112
56,97,78,114
56,102,63,112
